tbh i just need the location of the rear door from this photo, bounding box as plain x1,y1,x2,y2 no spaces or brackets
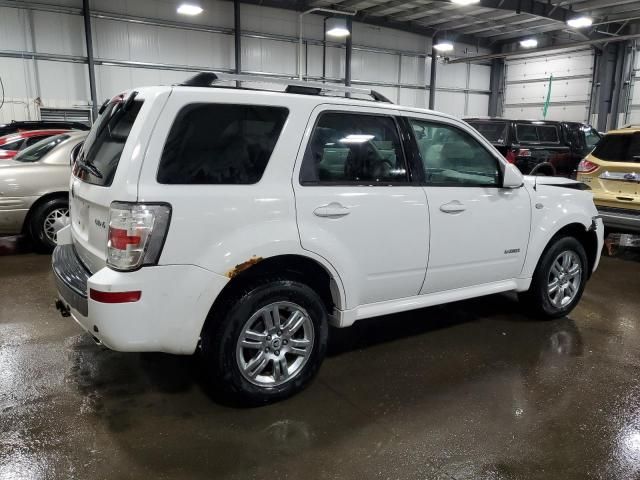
293,105,429,309
69,89,169,272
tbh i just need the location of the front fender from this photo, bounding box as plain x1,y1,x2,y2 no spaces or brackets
520,185,600,279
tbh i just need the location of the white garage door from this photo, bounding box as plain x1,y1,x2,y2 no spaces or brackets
503,48,594,123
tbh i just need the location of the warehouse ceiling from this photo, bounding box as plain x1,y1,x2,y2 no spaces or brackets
296,0,640,45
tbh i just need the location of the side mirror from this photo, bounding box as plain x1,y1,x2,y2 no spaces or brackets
502,163,524,188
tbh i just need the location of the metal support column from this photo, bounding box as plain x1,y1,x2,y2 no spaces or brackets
82,0,98,122
429,44,437,110
488,58,505,117
234,0,241,75
595,44,619,131
345,17,352,88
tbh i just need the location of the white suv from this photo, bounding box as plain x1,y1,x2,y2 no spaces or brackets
53,72,604,404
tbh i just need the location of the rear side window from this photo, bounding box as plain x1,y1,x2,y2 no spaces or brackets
592,132,640,163
516,123,559,143
15,134,70,163
76,99,144,186
0,139,24,150
466,121,508,144
299,112,408,185
157,104,288,184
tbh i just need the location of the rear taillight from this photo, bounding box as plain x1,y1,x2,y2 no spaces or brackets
505,149,516,164
107,202,171,271
577,159,599,173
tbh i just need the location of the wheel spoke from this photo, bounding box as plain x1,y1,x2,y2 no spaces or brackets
245,351,268,378
551,262,563,277
568,264,580,278
272,357,288,381
240,339,263,349
285,311,305,335
244,330,267,342
262,309,276,332
548,279,559,294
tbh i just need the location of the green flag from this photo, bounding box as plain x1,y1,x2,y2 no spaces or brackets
542,74,553,119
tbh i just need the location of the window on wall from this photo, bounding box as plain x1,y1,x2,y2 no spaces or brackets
299,112,408,185
409,119,500,187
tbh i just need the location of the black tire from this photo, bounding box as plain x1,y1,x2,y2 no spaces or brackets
28,197,69,254
519,236,588,319
201,277,329,406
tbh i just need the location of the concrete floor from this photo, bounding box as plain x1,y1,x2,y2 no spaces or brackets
1,234,640,480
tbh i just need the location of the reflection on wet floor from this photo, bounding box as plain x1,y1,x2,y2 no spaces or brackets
1,233,640,479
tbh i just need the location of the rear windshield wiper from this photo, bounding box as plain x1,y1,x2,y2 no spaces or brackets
75,156,103,179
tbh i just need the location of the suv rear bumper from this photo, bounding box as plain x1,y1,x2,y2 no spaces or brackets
596,206,640,233
52,244,229,354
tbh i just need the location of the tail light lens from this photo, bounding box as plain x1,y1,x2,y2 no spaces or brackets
505,149,516,163
577,159,599,173
107,202,171,271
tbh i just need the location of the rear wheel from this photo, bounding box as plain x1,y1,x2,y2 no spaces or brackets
28,197,69,253
519,236,588,318
201,277,329,405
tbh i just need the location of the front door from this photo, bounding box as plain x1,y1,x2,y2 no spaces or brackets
293,106,429,310
407,117,531,294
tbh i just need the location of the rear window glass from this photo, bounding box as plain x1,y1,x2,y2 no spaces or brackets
157,104,288,185
466,121,508,144
15,134,70,163
516,123,559,143
0,139,23,150
592,132,640,163
75,99,144,186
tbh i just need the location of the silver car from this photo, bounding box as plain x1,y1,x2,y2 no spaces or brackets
0,131,87,252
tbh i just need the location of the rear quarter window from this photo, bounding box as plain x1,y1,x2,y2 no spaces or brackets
157,103,289,185
465,121,508,144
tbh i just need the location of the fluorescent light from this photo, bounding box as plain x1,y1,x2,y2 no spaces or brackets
327,27,350,37
433,41,454,52
450,0,480,4
567,16,593,28
326,17,350,38
177,3,203,15
520,38,538,48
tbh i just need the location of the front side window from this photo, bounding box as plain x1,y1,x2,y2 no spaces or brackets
584,128,601,150
409,119,500,187
158,103,288,185
300,112,408,185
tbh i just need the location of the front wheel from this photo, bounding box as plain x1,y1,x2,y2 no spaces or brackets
519,236,588,318
201,278,329,405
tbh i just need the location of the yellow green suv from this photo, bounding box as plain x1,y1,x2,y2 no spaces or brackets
576,127,640,233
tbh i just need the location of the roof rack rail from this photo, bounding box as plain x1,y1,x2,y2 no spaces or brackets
179,71,393,103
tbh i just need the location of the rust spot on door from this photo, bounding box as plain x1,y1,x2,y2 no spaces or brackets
226,256,263,278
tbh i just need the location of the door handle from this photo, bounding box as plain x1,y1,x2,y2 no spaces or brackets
440,200,466,214
313,202,350,218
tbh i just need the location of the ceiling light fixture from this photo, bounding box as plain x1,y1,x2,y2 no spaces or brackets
520,38,538,48
177,3,203,15
567,16,593,28
433,41,454,52
326,17,350,37
450,0,481,5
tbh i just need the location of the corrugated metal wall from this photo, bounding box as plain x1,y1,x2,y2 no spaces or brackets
0,0,492,124
503,48,594,123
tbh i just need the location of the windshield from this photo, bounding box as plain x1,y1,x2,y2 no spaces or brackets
14,134,70,162
466,121,508,144
75,96,143,186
